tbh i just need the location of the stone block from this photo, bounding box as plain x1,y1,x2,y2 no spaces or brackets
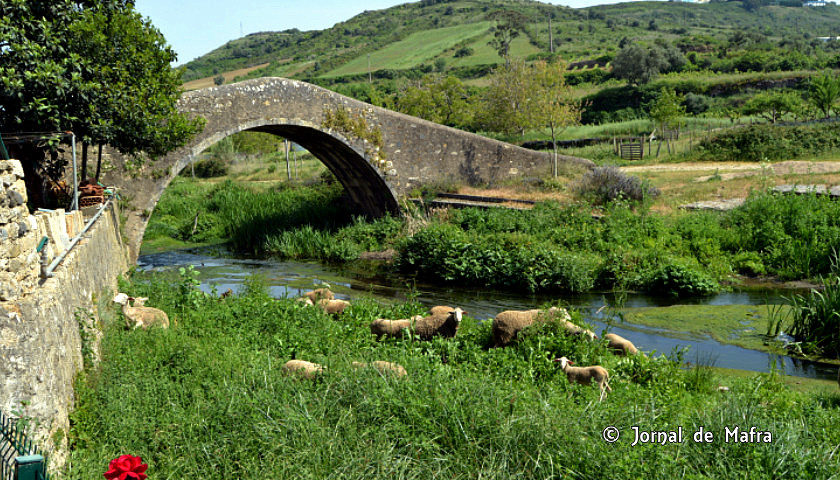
9,161,24,179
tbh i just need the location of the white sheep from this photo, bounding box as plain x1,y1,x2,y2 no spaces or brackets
302,287,334,303
113,293,170,330
554,356,612,402
351,361,407,377
492,306,570,347
370,315,422,339
282,359,325,379
562,319,598,341
413,307,465,340
317,298,351,315
296,296,314,306
604,333,639,356
428,305,453,316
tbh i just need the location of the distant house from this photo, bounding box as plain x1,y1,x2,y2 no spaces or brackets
804,0,827,6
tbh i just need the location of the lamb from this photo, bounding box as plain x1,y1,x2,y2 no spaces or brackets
604,333,639,356
281,359,324,379
317,298,351,316
370,315,423,339
302,287,334,303
351,361,407,377
554,356,612,402
563,320,598,341
113,293,170,330
492,306,570,347
412,307,465,340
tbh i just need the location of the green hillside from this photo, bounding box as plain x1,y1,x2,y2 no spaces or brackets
181,0,840,84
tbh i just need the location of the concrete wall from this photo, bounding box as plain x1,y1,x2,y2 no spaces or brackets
0,160,129,470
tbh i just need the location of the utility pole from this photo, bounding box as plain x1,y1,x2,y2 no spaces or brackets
284,139,291,181
549,15,554,53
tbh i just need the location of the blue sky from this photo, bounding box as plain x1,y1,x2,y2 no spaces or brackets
134,0,637,66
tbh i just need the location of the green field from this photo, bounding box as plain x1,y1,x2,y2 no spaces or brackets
446,32,541,68
323,22,492,77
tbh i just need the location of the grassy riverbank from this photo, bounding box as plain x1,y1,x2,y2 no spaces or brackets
145,178,840,294
66,273,840,479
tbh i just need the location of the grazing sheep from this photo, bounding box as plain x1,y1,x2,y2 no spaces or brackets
282,360,324,379
317,298,351,315
413,307,465,340
370,315,423,339
562,320,598,341
429,305,453,316
604,333,639,356
351,361,407,377
296,296,314,306
113,293,170,330
554,356,612,402
492,306,570,347
302,288,334,303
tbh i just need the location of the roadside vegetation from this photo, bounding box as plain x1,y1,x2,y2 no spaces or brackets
66,273,840,479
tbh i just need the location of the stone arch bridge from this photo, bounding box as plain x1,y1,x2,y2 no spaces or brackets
100,77,592,260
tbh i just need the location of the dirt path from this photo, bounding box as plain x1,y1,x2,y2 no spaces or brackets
622,160,840,176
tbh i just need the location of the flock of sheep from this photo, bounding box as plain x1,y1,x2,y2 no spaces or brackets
285,288,642,401
114,288,840,393
113,287,643,400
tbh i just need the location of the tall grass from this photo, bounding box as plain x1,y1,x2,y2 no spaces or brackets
787,276,840,357
66,273,840,479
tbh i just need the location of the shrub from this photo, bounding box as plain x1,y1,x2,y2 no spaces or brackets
192,158,229,178
683,93,710,115
649,260,720,297
573,166,659,205
699,123,840,162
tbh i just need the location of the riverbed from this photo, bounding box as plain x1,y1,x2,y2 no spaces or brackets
137,248,839,381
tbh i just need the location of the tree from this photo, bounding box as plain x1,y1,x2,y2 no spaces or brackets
397,75,473,128
214,75,225,86
487,10,527,66
808,71,840,118
531,61,582,177
742,91,803,123
649,88,685,156
0,0,202,202
477,58,534,135
612,44,668,85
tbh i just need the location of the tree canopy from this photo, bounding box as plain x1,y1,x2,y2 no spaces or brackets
0,0,202,159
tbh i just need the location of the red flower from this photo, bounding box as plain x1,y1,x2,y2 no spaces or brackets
104,455,148,480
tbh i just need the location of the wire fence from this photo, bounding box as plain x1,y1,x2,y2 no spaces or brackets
0,411,49,480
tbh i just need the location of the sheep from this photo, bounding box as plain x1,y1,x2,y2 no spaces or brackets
281,359,324,379
413,307,465,340
351,361,407,377
302,288,333,303
317,298,350,316
370,315,423,339
296,296,314,306
492,306,570,347
554,356,612,402
428,305,453,316
113,292,170,330
604,333,639,356
562,319,598,341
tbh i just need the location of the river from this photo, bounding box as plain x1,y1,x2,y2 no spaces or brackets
137,248,839,381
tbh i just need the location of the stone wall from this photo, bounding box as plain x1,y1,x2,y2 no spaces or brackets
0,159,129,470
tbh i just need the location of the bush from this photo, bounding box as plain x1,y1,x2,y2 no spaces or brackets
192,158,229,178
699,123,840,162
573,166,659,205
683,93,710,115
649,260,720,297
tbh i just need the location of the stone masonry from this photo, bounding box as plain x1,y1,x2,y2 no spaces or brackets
0,159,129,471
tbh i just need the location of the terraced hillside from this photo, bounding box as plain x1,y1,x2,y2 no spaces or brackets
181,0,840,86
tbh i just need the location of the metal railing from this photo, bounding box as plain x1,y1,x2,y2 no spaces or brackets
0,412,50,480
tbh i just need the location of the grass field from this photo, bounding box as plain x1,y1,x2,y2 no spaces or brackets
445,32,541,68
65,275,840,479
323,22,492,77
